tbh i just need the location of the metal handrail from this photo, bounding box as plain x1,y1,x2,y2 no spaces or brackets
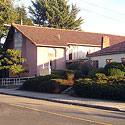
0,76,35,86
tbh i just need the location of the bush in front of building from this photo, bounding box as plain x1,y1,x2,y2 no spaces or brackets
20,70,74,93
88,68,104,78
20,75,70,94
73,80,125,100
66,62,80,70
20,75,53,92
103,62,125,76
73,73,125,101
74,70,85,79
52,70,75,86
66,61,93,76
51,70,67,79
79,61,94,76
91,73,125,85
39,79,69,94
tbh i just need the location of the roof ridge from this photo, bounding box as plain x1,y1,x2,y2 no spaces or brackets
12,23,125,37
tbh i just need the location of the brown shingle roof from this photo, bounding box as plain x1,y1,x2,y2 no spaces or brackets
12,24,125,47
87,41,125,57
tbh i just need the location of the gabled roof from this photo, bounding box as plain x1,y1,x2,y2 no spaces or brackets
87,41,125,57
5,24,125,47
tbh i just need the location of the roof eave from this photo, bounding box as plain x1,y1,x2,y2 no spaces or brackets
67,43,101,47
36,44,66,48
87,51,125,57
12,24,37,45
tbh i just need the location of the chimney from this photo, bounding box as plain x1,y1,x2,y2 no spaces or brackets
101,36,110,49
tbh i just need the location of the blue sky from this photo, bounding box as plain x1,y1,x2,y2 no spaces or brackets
18,0,125,36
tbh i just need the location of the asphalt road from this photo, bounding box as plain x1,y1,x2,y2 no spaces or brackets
0,94,125,125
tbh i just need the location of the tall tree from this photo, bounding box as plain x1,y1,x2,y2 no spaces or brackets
15,5,33,26
0,0,17,38
29,0,83,30
0,0,33,39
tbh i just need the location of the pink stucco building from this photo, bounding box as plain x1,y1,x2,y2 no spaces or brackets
4,24,125,77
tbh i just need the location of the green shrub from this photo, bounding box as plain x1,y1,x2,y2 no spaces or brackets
93,73,125,85
74,70,85,79
54,70,75,85
94,73,107,80
80,78,94,84
107,68,125,76
66,62,80,70
20,78,41,91
88,68,104,78
108,76,125,85
79,61,93,76
119,77,125,84
20,75,56,91
51,70,67,79
52,69,75,80
104,62,125,76
20,74,70,94
53,78,73,86
73,79,125,101
93,73,108,84
39,80,69,94
104,62,125,71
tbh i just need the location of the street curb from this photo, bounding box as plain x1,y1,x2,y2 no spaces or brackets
0,92,124,113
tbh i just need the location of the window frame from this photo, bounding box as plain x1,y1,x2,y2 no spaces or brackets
121,58,125,64
93,60,99,68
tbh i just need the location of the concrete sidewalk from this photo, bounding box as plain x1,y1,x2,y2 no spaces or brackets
0,88,125,112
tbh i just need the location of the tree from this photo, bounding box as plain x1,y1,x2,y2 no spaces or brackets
0,49,26,76
29,0,83,30
0,0,17,38
15,5,33,26
0,0,33,39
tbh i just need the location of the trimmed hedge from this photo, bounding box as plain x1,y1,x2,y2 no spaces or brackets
73,81,125,100
20,75,70,94
104,62,125,76
51,70,67,79
66,62,80,70
20,70,74,93
39,80,69,94
20,75,53,92
73,75,125,101
88,68,104,78
74,70,85,79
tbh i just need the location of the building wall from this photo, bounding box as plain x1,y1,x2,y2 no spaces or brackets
55,48,66,70
11,30,66,77
89,53,125,67
37,47,49,76
37,47,66,76
66,45,101,60
24,38,37,76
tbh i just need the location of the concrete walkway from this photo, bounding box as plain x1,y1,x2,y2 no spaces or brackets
0,88,125,112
